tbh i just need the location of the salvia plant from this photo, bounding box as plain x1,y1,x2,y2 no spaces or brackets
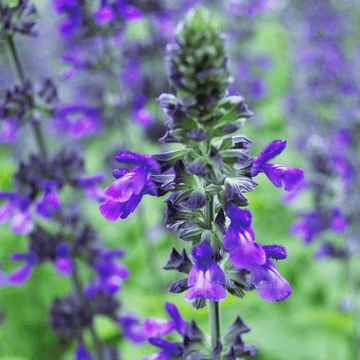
0,1,147,359
100,7,304,359
280,0,360,357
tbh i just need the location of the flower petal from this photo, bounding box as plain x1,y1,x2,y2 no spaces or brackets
10,208,33,234
251,258,292,302
262,164,304,191
99,199,125,221
8,263,34,285
142,318,176,338
104,166,146,202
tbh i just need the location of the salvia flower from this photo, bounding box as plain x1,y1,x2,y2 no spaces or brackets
99,151,160,220
251,245,291,302
289,211,326,244
54,105,100,138
75,341,93,360
86,248,129,295
184,244,227,302
6,251,39,286
35,180,61,218
250,140,304,191
142,302,185,360
0,191,33,234
118,314,146,344
55,243,73,276
223,205,266,269
142,302,186,338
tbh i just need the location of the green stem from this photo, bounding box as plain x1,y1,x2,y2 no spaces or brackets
203,180,221,349
6,33,104,360
209,300,221,349
32,120,48,161
71,264,104,360
6,35,25,82
5,34,49,160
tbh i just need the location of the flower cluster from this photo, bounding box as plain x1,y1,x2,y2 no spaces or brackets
281,0,360,260
141,302,258,360
100,7,304,358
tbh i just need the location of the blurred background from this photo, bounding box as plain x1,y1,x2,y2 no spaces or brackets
0,0,360,359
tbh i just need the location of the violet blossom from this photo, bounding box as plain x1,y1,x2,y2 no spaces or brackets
250,140,304,191
184,244,227,302
99,151,160,220
223,205,266,270
251,245,292,302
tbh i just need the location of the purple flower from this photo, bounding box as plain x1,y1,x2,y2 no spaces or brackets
251,256,292,302
142,338,182,360
0,118,18,143
99,151,160,220
36,180,61,218
184,244,227,302
118,5,142,20
75,341,93,360
142,302,186,338
53,0,82,36
248,244,291,302
55,243,73,276
94,6,115,25
141,303,184,360
0,192,33,234
134,107,153,127
118,314,146,344
223,205,266,269
250,140,304,191
7,252,39,286
289,211,325,244
86,249,129,295
69,173,106,202
330,208,346,233
54,105,99,138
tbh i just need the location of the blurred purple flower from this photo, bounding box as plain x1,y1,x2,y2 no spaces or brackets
75,341,93,360
53,0,82,36
86,249,129,295
69,173,106,202
0,118,18,143
289,211,325,243
36,180,61,218
142,338,182,360
141,302,184,360
55,243,73,276
94,5,115,25
223,205,266,269
184,244,227,302
330,208,346,233
118,314,146,344
0,192,33,234
250,140,304,191
54,105,100,138
133,107,153,127
7,252,39,286
142,302,186,338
